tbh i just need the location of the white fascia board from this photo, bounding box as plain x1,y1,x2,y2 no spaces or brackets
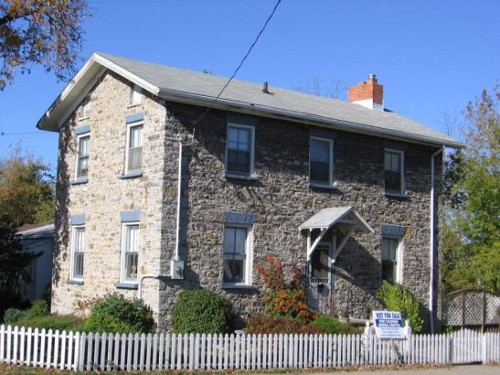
37,53,160,131
158,89,464,149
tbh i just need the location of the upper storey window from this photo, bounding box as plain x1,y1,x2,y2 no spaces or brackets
226,123,255,177
309,137,334,187
126,121,143,173
76,135,90,178
384,149,405,196
129,85,142,106
80,96,91,119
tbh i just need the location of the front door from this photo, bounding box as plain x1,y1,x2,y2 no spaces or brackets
307,240,335,314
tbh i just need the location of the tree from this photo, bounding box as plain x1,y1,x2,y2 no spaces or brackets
292,75,346,100
0,148,55,226
0,0,88,90
443,86,500,293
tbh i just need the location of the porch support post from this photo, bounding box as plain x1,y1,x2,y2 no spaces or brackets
332,226,355,259
307,228,328,260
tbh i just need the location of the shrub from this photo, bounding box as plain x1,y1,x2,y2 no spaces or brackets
376,281,424,333
246,314,320,334
172,290,234,334
256,255,315,323
3,308,27,325
15,315,86,331
84,294,155,334
309,315,360,334
27,300,49,318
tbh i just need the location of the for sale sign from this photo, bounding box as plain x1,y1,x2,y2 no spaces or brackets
372,310,405,340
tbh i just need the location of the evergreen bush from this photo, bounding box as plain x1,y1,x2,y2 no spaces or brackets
171,290,234,333
84,294,155,334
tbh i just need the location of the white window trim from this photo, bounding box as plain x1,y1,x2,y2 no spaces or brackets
124,121,144,174
78,96,91,120
129,85,142,107
74,133,90,180
381,235,404,284
120,222,140,284
309,136,334,187
222,224,253,287
70,225,85,281
225,123,256,178
384,148,405,196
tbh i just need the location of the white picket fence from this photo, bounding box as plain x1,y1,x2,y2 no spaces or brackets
0,325,499,371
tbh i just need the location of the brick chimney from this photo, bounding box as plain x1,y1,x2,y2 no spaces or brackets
348,74,384,110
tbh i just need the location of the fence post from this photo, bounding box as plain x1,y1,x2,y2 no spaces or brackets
403,320,412,363
363,320,371,365
447,332,453,364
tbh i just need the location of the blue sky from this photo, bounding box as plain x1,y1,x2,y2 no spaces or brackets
0,0,499,169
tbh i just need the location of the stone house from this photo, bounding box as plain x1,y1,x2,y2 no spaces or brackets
37,52,462,331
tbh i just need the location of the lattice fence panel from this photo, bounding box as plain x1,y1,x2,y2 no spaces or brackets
445,290,500,327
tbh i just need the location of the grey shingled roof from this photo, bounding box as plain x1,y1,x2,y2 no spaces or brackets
96,53,462,148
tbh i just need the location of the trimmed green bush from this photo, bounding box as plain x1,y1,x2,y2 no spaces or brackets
27,300,49,319
309,315,360,334
84,294,155,334
376,280,424,333
15,315,85,331
3,308,27,325
172,290,234,333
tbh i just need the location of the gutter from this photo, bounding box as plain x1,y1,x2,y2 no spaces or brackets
429,146,444,334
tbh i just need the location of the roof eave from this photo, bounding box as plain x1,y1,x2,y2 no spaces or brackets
37,52,161,132
158,89,465,149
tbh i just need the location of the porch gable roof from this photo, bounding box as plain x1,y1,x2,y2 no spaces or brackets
299,206,374,234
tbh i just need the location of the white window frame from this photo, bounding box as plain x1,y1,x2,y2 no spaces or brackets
222,224,253,287
79,96,91,119
225,123,255,178
70,225,85,281
384,148,405,196
129,85,142,106
309,136,334,187
75,133,90,180
120,222,140,284
125,121,144,174
381,235,404,284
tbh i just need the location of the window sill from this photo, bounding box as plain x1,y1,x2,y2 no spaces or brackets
115,282,138,290
225,173,258,181
309,182,337,190
77,116,90,122
71,177,88,185
119,171,143,179
222,284,257,291
67,279,84,285
385,192,407,199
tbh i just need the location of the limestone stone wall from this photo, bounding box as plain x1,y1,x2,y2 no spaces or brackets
157,102,441,328
52,71,167,320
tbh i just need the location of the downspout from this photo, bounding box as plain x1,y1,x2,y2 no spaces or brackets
174,141,183,261
429,146,444,334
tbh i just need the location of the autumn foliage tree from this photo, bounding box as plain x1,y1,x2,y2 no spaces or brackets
0,0,88,89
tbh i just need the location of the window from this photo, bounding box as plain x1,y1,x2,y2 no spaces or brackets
309,137,333,186
129,85,142,106
381,236,403,284
121,223,139,283
126,122,143,172
226,124,254,176
384,149,404,195
223,226,252,285
81,96,91,118
71,226,85,280
76,135,90,178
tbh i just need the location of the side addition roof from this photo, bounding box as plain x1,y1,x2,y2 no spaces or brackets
37,52,463,148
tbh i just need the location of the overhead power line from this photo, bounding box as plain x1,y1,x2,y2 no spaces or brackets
193,0,283,125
